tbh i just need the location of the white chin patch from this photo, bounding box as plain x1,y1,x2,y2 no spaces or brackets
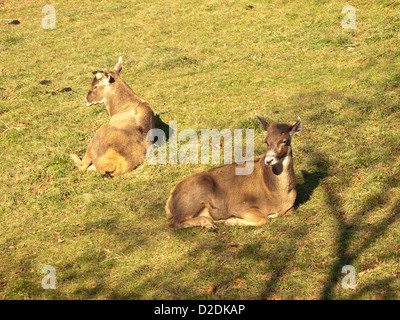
85,100,103,106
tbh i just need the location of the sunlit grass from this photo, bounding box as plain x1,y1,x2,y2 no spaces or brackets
0,0,399,300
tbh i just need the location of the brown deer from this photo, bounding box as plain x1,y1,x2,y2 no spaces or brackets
165,116,303,229
70,57,155,177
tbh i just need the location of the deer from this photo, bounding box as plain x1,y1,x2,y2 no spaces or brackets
70,57,155,177
165,116,303,229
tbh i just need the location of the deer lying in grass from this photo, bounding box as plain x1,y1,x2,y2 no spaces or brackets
165,116,303,229
70,57,155,177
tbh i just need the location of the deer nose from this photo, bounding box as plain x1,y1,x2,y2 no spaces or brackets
264,157,274,166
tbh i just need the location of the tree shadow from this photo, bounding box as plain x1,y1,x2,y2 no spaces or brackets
320,173,400,299
348,276,398,300
295,152,329,209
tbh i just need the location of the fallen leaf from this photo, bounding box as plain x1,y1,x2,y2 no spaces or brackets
235,278,245,283
329,240,338,246
226,242,239,248
358,270,367,278
14,268,24,274
353,32,367,39
265,294,282,300
204,283,215,295
1,282,6,287
57,235,65,243
260,272,273,280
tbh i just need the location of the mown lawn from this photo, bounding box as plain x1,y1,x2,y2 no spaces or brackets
0,0,399,300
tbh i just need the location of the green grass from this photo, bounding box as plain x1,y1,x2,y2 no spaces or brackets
0,0,399,300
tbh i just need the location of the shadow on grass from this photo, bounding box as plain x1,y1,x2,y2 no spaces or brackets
320,173,400,299
347,274,398,300
153,112,173,145
295,152,329,209
113,224,312,299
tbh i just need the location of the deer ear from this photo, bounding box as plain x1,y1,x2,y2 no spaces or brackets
256,115,269,131
102,70,115,85
289,117,303,137
103,75,115,86
114,56,123,73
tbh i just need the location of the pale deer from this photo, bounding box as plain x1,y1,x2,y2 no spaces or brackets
165,116,302,229
70,57,155,177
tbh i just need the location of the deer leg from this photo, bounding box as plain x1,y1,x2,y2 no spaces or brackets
69,152,93,173
268,206,294,218
168,206,218,230
168,216,217,230
225,208,270,226
285,206,295,215
86,164,97,172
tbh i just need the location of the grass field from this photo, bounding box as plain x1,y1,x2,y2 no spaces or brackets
0,0,399,300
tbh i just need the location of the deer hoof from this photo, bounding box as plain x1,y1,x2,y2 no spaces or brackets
202,220,217,230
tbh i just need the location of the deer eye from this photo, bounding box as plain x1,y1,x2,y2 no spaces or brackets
282,140,287,145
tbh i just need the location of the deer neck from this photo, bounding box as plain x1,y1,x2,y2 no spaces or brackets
104,81,137,117
263,148,296,192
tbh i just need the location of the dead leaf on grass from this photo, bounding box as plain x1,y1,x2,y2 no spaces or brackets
204,283,216,295
226,242,239,248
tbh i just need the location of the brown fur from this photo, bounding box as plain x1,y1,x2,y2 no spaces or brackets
165,116,303,229
70,57,155,177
